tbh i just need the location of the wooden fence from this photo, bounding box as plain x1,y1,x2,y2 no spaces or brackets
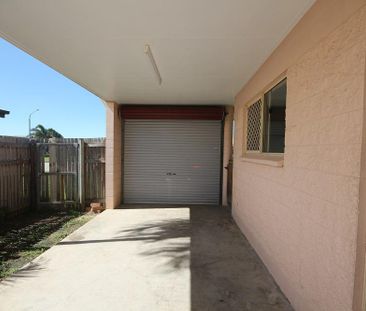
37,141,80,208
0,136,105,216
0,136,35,216
84,140,105,206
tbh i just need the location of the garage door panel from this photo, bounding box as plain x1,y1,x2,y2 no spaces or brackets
123,120,221,204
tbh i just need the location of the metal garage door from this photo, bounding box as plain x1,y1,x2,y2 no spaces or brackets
123,119,222,204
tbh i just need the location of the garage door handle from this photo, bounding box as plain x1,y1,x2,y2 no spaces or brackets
166,172,176,176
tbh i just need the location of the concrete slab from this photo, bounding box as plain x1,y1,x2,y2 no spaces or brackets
0,206,292,311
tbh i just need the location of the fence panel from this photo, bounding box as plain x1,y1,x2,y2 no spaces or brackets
0,136,33,216
85,142,105,205
37,142,79,208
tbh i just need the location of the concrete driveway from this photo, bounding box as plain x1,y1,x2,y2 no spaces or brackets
0,206,292,311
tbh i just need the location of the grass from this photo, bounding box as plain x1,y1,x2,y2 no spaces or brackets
0,210,95,280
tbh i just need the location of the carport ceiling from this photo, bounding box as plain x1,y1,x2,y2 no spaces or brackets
0,0,315,105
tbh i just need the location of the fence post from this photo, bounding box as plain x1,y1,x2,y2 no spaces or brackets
30,140,38,210
78,139,85,209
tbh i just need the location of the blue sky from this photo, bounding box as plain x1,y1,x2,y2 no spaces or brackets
0,38,105,138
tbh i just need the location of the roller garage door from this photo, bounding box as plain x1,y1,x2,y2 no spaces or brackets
123,116,223,204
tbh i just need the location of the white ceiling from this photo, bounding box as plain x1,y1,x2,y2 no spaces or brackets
0,0,315,105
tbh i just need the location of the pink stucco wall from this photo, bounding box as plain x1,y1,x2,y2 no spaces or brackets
233,1,366,310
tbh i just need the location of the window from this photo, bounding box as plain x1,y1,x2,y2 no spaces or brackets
246,78,287,154
246,99,262,151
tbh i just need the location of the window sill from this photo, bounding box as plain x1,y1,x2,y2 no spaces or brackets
241,153,284,168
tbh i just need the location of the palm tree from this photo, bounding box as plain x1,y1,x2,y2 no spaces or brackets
30,124,63,140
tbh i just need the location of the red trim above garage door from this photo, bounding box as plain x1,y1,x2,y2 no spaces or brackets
120,106,225,120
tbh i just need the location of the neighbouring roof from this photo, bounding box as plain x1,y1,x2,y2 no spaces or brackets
0,109,9,118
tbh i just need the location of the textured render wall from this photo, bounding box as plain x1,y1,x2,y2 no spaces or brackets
233,2,366,311
105,101,122,209
354,59,366,310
